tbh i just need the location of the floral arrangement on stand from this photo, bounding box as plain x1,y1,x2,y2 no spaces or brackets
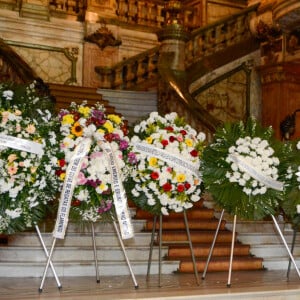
127,112,206,216
56,101,136,224
280,139,300,227
200,117,294,220
0,81,61,234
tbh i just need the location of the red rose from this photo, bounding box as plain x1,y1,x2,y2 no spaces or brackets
162,182,172,192
105,133,113,142
180,130,187,135
169,136,176,142
161,139,168,147
55,169,64,176
190,149,198,157
58,159,66,167
150,171,159,180
71,199,81,206
165,126,174,132
177,184,185,192
184,182,191,190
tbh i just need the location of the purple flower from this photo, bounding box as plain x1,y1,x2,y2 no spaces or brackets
128,152,137,164
98,201,113,213
92,109,104,120
119,139,129,150
86,179,101,188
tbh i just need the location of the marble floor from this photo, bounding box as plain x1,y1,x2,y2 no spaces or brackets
1,270,300,300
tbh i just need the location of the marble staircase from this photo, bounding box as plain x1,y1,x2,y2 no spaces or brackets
0,208,179,278
97,88,158,126
0,201,300,278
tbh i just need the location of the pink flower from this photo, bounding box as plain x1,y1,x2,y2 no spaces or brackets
26,124,36,134
7,165,18,176
77,172,87,185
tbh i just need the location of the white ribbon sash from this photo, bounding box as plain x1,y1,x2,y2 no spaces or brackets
53,138,92,239
98,139,134,240
0,133,44,155
133,142,200,178
229,153,284,191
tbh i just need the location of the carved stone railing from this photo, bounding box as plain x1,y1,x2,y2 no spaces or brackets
0,0,200,28
115,0,200,30
95,46,159,89
185,4,259,66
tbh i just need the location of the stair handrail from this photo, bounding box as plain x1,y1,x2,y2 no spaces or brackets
95,46,160,89
185,4,259,66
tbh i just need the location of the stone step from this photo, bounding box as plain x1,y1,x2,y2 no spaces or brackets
167,243,251,258
262,257,300,271
7,232,155,247
0,260,179,277
236,232,300,246
0,245,166,262
224,220,284,233
178,256,264,273
48,83,117,114
145,219,226,231
135,207,215,221
160,230,234,244
97,89,157,125
250,244,300,258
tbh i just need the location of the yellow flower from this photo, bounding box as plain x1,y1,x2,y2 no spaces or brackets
108,114,122,125
99,183,108,191
60,173,66,181
176,173,186,183
7,154,18,163
97,128,105,134
62,114,74,125
146,137,153,144
103,120,114,133
78,106,91,117
149,157,157,167
71,122,83,137
185,139,193,147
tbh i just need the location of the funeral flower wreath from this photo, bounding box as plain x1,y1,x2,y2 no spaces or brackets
56,101,136,225
127,112,206,216
280,139,300,227
0,81,60,234
201,117,293,220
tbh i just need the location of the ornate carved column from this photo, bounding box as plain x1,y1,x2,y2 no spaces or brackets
252,0,300,139
156,0,190,71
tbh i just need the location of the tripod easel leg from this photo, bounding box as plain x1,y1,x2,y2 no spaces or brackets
287,228,297,279
202,209,225,280
35,225,61,290
38,237,58,292
112,221,139,288
158,214,162,287
91,222,100,283
183,209,200,285
146,214,157,280
227,214,237,287
271,215,300,278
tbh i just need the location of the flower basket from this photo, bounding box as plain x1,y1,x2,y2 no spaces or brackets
201,117,293,220
0,81,60,234
126,112,206,216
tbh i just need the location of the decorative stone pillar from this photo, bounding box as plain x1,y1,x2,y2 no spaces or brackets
156,0,190,71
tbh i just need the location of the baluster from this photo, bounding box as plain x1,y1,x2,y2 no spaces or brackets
128,0,137,23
